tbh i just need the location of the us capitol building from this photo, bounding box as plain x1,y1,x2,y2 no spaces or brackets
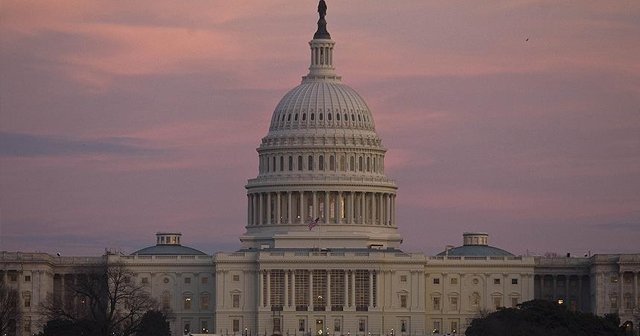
2,2,639,335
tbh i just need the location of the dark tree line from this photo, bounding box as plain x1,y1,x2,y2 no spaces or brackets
466,300,624,336
0,280,20,336
39,261,169,336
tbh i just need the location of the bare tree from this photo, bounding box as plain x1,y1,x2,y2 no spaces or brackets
0,280,21,336
43,261,157,336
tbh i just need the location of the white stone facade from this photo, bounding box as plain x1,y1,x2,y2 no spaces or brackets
2,3,639,336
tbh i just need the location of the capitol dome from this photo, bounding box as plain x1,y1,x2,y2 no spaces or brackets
241,3,401,250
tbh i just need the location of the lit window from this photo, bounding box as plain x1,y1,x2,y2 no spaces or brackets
184,295,192,310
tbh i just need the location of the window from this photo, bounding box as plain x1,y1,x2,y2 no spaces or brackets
511,297,519,307
299,319,306,332
232,294,240,308
298,156,303,171
451,321,458,333
233,274,240,282
358,157,363,171
329,155,335,170
319,155,324,170
400,275,407,282
330,270,345,310
141,277,149,284
295,270,310,310
185,277,191,284
184,323,191,334
289,156,293,171
184,294,192,310
401,320,407,332
302,113,306,121
610,296,618,309
494,278,501,285
355,270,370,311
471,292,480,306
450,297,458,310
450,278,458,285
433,278,440,285
350,156,355,171
271,270,285,310
311,113,315,121
280,156,284,171
611,276,619,283
24,275,31,282
433,321,441,333
201,277,208,284
201,321,209,333
23,292,31,308
233,320,240,333
9,273,17,282
433,297,441,310
493,296,502,309
200,294,210,310
308,155,314,170
400,294,407,308
162,291,171,310
512,278,518,285
358,319,366,332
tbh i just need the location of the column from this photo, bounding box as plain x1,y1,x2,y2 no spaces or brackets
351,271,356,308
299,191,305,223
252,194,258,225
309,271,314,310
336,192,342,224
349,192,355,224
327,271,331,309
619,272,624,309
247,194,251,225
369,271,374,308
267,271,271,308
276,192,282,225
312,191,318,220
578,276,583,311
371,193,377,225
287,192,293,224
344,271,349,309
634,272,638,309
552,275,557,300
360,192,365,224
258,193,263,225
259,271,264,307
324,191,330,223
284,270,289,308
266,193,272,225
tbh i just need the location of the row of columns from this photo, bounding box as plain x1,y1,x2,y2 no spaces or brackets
535,274,589,311
258,270,376,311
247,191,395,227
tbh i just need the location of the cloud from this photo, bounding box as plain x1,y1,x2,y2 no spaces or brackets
0,132,164,158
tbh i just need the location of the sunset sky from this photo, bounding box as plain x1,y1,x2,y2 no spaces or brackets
1,1,639,256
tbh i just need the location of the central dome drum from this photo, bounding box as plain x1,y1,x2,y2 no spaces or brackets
241,4,400,250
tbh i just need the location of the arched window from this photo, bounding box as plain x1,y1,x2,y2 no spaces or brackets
288,156,293,171
280,156,284,171
350,156,355,171
266,156,270,172
351,114,355,121
366,157,370,171
287,114,291,121
358,115,361,122
337,113,341,121
272,157,276,172
298,156,303,171
373,156,377,172
308,155,314,171
311,113,315,121
329,155,335,171
340,156,346,171
328,113,332,121
319,155,324,170
344,113,348,121
358,157,363,171
302,113,307,121
294,114,298,121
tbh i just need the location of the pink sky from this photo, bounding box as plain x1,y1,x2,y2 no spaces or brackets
1,1,639,256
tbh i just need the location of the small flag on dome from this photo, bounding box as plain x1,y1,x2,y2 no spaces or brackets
308,217,320,230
